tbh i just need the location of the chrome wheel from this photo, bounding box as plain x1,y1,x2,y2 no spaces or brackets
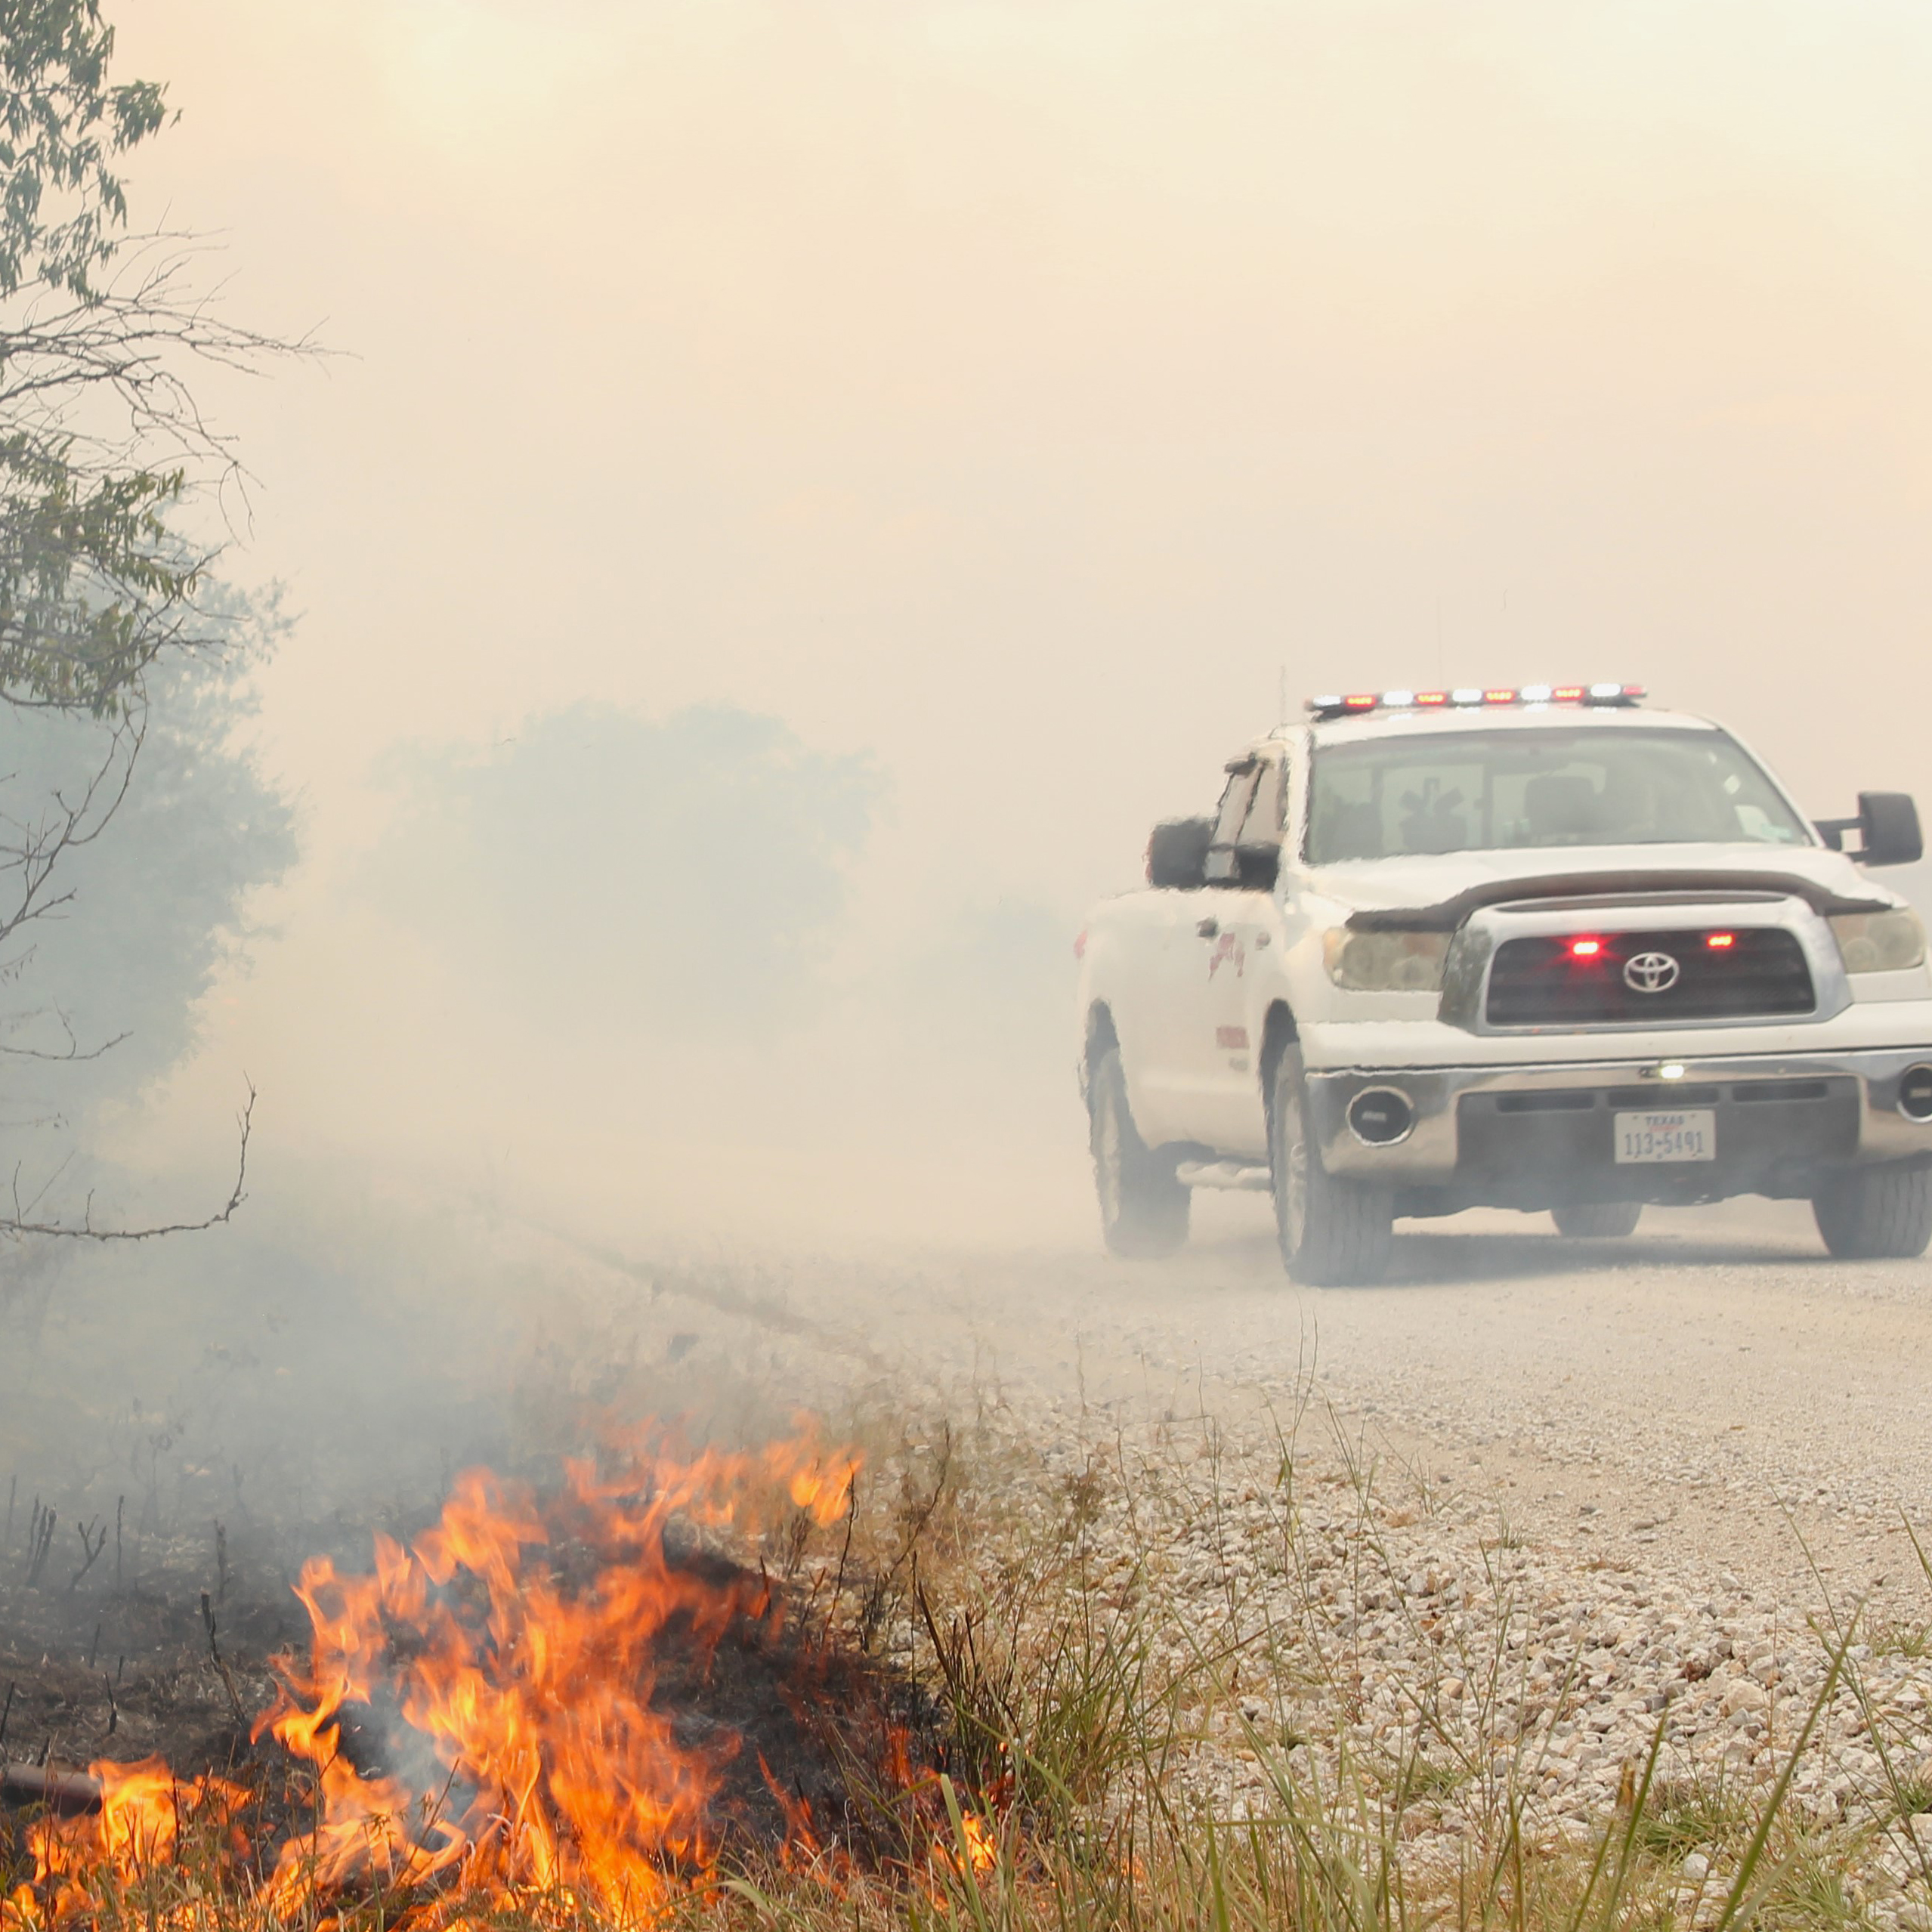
1268,1043,1394,1286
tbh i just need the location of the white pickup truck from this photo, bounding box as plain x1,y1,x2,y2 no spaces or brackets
1077,685,1932,1283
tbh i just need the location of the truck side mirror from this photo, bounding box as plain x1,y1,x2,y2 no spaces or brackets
1817,793,1923,866
1858,792,1924,867
1234,842,1281,890
1147,816,1213,889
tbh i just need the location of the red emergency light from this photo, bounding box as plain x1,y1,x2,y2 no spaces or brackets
1307,683,1646,720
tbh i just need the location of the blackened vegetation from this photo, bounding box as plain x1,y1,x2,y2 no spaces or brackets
0,1483,958,1899
0,1482,407,1891
0,1498,307,1767
649,1532,950,1866
0,1505,316,1887
317,1518,955,1875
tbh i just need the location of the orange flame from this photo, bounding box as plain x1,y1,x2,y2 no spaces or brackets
7,1757,249,1930
254,1428,860,1922
957,1808,997,1874
0,1423,1004,1927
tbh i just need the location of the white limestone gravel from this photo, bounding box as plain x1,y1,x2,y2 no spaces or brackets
567,1188,1932,1917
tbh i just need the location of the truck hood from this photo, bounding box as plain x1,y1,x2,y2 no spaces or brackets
1303,842,1901,930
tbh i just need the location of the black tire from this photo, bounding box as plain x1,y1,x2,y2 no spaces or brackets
1813,1165,1932,1260
1268,1046,1393,1285
1551,1201,1643,1238
1089,1044,1190,1257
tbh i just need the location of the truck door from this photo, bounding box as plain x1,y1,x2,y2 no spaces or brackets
1189,753,1286,1157
1149,759,1268,1147
1100,880,1201,1148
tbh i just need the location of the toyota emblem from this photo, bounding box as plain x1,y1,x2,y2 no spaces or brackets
1624,951,1681,994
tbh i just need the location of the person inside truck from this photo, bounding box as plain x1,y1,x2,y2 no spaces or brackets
1397,777,1470,854
1522,771,1603,844
1305,726,1810,864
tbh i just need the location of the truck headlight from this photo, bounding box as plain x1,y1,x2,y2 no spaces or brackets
1828,910,1927,973
1323,928,1451,992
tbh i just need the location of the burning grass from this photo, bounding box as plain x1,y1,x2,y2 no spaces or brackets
0,1417,997,1928
7,1388,1932,1931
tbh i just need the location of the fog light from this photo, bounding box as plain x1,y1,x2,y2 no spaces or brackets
1347,1087,1416,1147
1899,1065,1932,1124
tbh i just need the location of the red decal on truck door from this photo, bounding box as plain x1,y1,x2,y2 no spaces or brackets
1207,933,1245,980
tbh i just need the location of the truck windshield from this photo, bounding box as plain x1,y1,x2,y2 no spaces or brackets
1305,726,1809,864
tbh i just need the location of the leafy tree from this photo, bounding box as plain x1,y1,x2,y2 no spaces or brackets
0,589,295,1124
0,0,165,302
1,0,283,719
0,4,304,1238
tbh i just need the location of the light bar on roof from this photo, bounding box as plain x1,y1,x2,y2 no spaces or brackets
1306,684,1646,721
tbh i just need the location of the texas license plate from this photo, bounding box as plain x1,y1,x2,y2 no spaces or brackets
1614,1109,1716,1164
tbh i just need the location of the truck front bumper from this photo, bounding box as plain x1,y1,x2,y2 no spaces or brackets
1306,1046,1932,1204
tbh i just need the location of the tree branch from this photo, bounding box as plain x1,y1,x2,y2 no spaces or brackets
0,707,144,953
0,1002,129,1060
0,1080,253,1241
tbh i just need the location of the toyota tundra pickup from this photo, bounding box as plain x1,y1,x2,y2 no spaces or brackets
1077,684,1932,1283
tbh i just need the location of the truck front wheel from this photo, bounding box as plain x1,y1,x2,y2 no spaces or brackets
1089,1044,1190,1257
1812,1164,1932,1260
1269,1048,1393,1285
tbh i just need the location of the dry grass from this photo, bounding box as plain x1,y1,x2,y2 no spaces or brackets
6,1393,1932,1932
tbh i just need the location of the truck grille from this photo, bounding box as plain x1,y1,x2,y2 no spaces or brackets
1484,928,1816,1028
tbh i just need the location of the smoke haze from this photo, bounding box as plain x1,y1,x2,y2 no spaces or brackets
24,0,1932,1246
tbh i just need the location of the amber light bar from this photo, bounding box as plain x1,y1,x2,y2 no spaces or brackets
1306,682,1646,720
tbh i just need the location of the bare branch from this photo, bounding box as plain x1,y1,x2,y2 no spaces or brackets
0,236,321,456
0,1080,253,1242
0,708,144,954
0,1004,130,1061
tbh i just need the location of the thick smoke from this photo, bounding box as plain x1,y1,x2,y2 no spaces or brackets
0,680,1087,1610
360,701,882,1034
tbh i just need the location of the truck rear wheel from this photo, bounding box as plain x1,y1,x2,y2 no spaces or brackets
1812,1165,1932,1260
1089,1044,1190,1257
1552,1202,1643,1238
1269,1047,1393,1285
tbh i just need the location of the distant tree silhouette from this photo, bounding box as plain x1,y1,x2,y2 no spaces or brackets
366,702,879,1031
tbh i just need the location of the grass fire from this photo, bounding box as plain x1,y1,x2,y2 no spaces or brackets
2,1421,1006,1929
8,4,1932,1931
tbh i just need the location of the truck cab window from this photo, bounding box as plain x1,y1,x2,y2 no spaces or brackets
1239,759,1286,847
1206,762,1265,885
1305,728,1807,864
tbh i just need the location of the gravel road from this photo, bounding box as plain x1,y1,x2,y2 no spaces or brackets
628,1190,1932,1899
770,1192,1932,1623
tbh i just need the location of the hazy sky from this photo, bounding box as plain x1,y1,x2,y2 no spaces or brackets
99,1,1932,1232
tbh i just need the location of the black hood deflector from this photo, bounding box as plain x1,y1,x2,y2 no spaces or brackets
1345,869,1892,933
